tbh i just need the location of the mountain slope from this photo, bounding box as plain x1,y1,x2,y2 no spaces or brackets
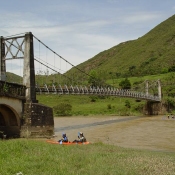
66,14,175,79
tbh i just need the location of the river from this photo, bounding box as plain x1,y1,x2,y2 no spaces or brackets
53,115,175,152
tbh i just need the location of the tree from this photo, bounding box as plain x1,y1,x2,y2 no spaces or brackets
88,70,105,87
168,65,175,72
119,78,131,89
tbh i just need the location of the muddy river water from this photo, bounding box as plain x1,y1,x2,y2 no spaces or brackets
53,115,175,152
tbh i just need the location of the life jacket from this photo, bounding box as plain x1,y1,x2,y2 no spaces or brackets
63,136,68,142
79,136,86,142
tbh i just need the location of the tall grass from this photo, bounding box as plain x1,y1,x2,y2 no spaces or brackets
0,139,175,175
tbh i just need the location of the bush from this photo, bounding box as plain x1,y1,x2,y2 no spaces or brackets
53,103,72,116
125,100,131,108
89,96,97,102
107,104,112,109
119,78,131,89
134,104,144,112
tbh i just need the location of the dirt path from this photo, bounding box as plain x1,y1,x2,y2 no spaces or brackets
53,115,175,152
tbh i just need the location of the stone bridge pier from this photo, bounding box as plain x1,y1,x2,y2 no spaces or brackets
144,101,165,115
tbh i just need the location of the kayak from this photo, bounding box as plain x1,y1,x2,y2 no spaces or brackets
46,140,90,145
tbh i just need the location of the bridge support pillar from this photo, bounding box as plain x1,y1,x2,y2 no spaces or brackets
0,36,6,81
23,32,38,103
20,103,54,138
144,101,165,115
157,79,161,101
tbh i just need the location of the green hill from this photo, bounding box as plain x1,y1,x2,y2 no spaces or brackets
66,14,175,80
5,15,175,86
6,72,22,84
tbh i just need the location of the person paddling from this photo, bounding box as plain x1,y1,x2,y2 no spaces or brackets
58,133,68,143
73,132,86,143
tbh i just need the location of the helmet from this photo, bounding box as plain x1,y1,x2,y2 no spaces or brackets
79,132,83,135
62,133,66,137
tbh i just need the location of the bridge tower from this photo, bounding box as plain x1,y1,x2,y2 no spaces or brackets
0,32,54,138
23,32,38,103
144,79,163,115
0,36,6,81
145,79,161,101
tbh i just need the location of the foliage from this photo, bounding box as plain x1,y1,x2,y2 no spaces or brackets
129,65,136,76
164,97,175,112
3,83,8,93
88,70,105,87
37,94,145,116
107,104,112,109
125,100,131,108
168,65,175,72
134,103,144,112
89,95,97,102
119,78,131,89
53,103,72,116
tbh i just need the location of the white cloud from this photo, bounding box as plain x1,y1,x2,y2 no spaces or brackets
122,12,162,24
1,1,174,77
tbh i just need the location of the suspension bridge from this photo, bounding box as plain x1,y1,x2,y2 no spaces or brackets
0,32,162,138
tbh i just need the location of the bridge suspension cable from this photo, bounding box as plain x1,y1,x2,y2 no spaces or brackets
33,34,94,79
34,58,73,81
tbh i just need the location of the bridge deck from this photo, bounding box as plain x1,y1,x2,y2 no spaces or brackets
35,84,161,102
0,81,161,102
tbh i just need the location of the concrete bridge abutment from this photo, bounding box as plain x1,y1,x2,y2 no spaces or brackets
144,101,165,115
20,103,54,138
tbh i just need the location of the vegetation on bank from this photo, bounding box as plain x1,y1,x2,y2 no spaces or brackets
5,71,175,116
37,94,145,116
0,139,175,175
36,72,175,116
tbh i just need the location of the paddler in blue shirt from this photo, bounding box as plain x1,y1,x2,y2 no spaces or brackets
58,133,68,143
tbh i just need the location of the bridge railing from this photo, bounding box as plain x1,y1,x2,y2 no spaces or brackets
0,81,26,99
35,84,161,102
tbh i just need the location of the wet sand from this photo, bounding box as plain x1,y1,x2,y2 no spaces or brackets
53,115,175,152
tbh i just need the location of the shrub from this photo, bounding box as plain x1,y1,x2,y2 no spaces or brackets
164,97,175,112
119,78,131,89
53,103,72,116
89,96,97,102
125,100,131,108
107,104,112,109
134,104,144,112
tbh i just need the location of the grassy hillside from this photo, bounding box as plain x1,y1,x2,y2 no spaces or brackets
6,72,23,84
66,14,175,79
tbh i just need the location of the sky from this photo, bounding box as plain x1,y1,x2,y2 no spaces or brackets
1,0,175,76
